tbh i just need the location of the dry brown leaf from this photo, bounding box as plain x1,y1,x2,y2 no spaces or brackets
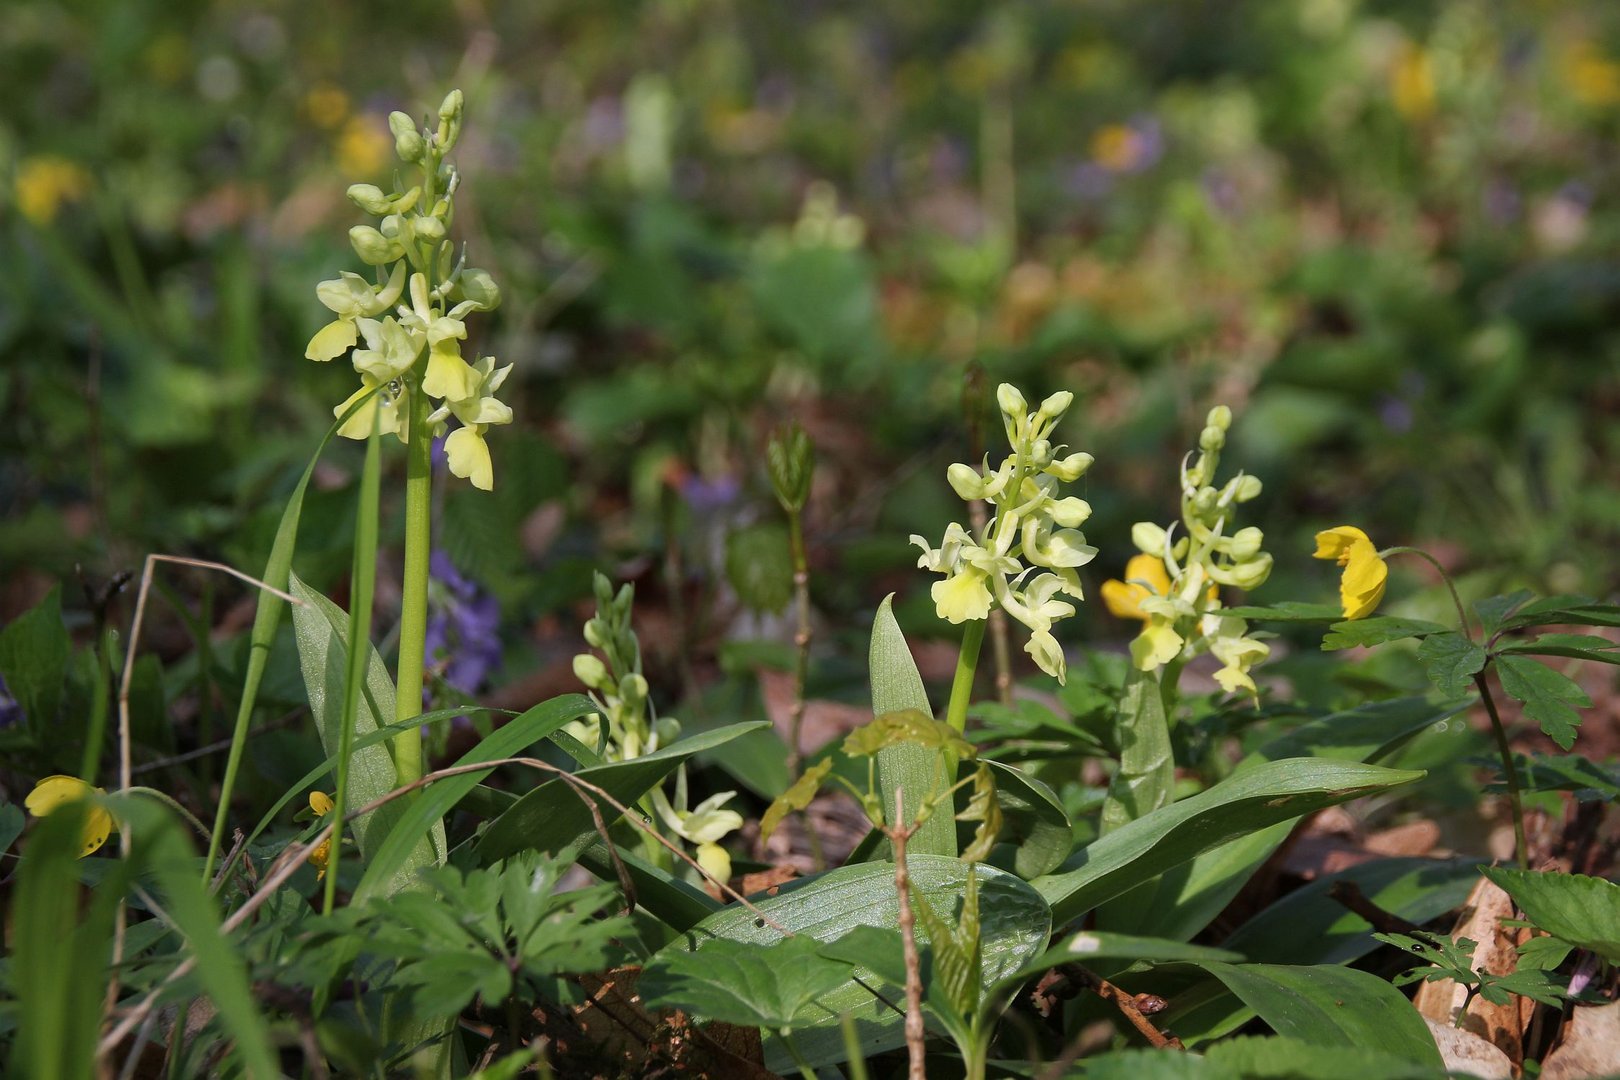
1425,1017,1513,1079
756,669,871,755
1413,875,1533,1063
1542,1001,1620,1080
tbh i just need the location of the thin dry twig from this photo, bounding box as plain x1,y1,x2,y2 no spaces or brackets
1327,880,1425,936
1040,963,1183,1077
889,788,928,1080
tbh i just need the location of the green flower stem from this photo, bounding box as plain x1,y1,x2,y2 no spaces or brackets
780,1031,819,1080
126,786,211,843
1383,546,1526,869
1475,671,1530,870
393,379,432,789
785,507,812,779
945,618,987,735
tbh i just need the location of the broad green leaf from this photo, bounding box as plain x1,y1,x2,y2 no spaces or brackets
663,855,1050,1069
353,694,598,903
575,842,719,932
1098,698,1461,942
1013,930,1244,982
1032,759,1425,926
1494,654,1589,750
1195,962,1441,1067
642,936,852,1028
1481,867,1620,964
1415,632,1486,698
290,574,444,892
1321,616,1448,651
1217,602,1342,622
1205,1035,1440,1079
1164,857,1480,1046
473,722,769,862
0,585,68,729
870,595,953,858
1099,666,1173,834
1505,752,1620,801
1499,633,1620,667
1474,590,1535,637
984,759,1072,879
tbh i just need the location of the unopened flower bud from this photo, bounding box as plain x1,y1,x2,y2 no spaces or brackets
583,620,607,649
1191,488,1218,516
1199,425,1225,453
413,215,446,242
996,383,1027,418
1029,438,1052,465
1228,526,1264,560
347,183,393,215
389,111,424,162
456,267,501,311
1047,451,1093,481
1049,496,1092,529
653,715,682,746
349,225,402,265
1229,474,1263,502
1223,552,1273,590
573,654,609,690
947,462,987,501
1038,390,1074,419
619,673,648,707
1206,404,1232,431
1132,521,1168,555
438,88,464,123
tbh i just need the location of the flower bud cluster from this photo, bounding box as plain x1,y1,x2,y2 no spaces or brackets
1117,406,1272,696
570,573,740,882
911,383,1097,684
305,90,511,490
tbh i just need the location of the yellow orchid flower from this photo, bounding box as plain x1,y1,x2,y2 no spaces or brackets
308,791,334,879
25,775,114,857
1101,553,1173,620
1313,526,1388,620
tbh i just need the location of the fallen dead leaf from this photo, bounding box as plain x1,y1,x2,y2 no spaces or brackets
756,669,871,756
1425,1017,1513,1079
1541,1001,1620,1080
1413,875,1533,1063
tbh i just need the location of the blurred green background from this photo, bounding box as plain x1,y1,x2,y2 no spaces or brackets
4,0,1619,685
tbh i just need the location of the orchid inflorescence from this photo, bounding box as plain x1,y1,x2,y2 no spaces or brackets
1102,405,1273,697
305,90,510,490
912,383,1097,684
570,573,741,883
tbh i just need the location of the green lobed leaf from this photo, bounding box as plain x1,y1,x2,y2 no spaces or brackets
1494,653,1589,750
761,758,834,842
1498,633,1620,666
1481,867,1620,964
1474,590,1535,637
1502,595,1620,633
473,721,769,862
1032,759,1425,926
869,595,954,858
1321,616,1449,651
1193,962,1442,1067
641,936,853,1028
1415,632,1486,698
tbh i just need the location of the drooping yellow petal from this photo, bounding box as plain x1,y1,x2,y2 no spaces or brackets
306,318,359,362
695,841,732,884
444,425,494,490
1100,553,1172,620
931,567,993,624
25,775,114,857
421,339,479,401
310,791,334,816
1313,526,1387,620
309,835,332,879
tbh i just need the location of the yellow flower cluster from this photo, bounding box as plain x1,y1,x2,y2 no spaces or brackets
1100,406,1271,696
305,90,511,490
912,384,1096,684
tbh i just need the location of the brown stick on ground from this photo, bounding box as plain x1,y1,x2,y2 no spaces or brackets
1328,880,1425,935
891,789,928,1080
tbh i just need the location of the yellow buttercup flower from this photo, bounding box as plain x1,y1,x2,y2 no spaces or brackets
308,790,334,879
1101,554,1173,620
25,775,114,857
1313,526,1388,620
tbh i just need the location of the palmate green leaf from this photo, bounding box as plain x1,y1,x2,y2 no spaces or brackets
0,585,68,731
1474,590,1536,637
1032,759,1425,926
1193,962,1441,1068
393,952,512,1021
1493,654,1589,750
352,694,598,903
1321,616,1449,651
909,868,981,1019
1099,665,1173,835
1499,752,1620,801
1415,632,1486,698
1482,867,1620,963
661,855,1050,1070
473,721,769,862
1502,595,1620,633
1498,633,1620,666
641,936,852,1028
761,759,833,842
844,708,973,759
290,574,444,894
983,759,1072,879
870,595,954,858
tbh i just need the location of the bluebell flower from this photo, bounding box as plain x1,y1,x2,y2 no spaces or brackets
424,551,502,697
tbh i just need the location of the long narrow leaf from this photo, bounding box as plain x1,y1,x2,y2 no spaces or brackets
869,595,954,857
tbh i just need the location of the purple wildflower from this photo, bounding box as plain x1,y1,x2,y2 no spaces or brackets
0,675,21,728
680,473,741,514
424,551,502,697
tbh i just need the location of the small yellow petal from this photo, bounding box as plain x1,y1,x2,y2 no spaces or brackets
310,791,334,817
309,836,332,879
1312,526,1372,563
1129,619,1183,672
695,842,732,884
306,318,358,362
1100,554,1173,620
26,775,114,857
444,425,494,490
421,339,479,401
932,568,992,624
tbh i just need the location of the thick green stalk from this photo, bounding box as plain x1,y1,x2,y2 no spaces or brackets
393,380,432,788
944,618,987,734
